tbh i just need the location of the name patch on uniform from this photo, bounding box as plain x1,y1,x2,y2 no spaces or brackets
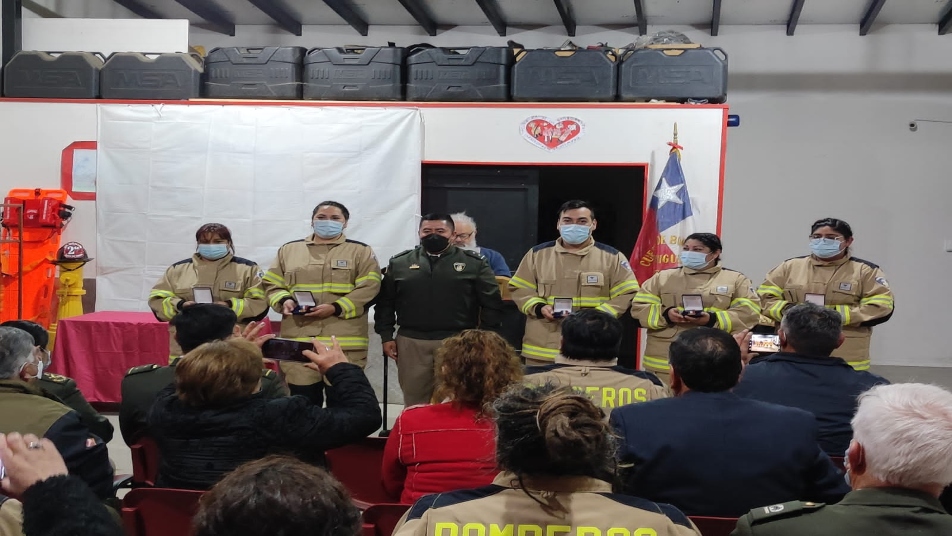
224,281,238,290
409,264,420,270
335,260,349,268
838,282,852,291
586,274,600,284
716,286,729,293
453,262,465,272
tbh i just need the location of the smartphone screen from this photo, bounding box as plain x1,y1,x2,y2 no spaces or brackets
749,334,781,353
193,286,214,304
293,291,317,307
261,338,312,363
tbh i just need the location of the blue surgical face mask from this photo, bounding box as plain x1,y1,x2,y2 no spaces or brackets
197,244,229,260
313,219,344,239
559,224,592,245
810,238,842,259
680,250,710,270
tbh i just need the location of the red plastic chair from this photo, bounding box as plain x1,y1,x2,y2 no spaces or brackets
326,437,398,505
121,488,204,536
689,516,739,536
361,503,411,536
130,436,161,487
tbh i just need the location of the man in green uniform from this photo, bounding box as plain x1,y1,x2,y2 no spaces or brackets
0,327,114,500
374,213,504,406
733,383,952,535
119,304,288,445
1,320,114,443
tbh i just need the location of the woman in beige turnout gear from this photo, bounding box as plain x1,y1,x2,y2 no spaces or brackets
758,218,894,371
631,233,760,382
261,201,381,401
149,223,268,359
393,383,700,536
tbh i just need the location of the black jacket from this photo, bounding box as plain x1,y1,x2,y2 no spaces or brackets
18,475,123,536
611,391,849,517
119,359,288,446
148,362,381,490
733,352,889,456
374,245,504,341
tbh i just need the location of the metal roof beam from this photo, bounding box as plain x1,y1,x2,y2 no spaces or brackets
786,0,805,36
323,0,368,36
633,0,647,36
711,0,721,36
22,0,62,17
1,0,22,69
474,0,506,36
859,0,886,36
173,0,235,36
110,0,162,19
396,0,437,36
553,0,576,37
247,0,301,36
939,2,952,35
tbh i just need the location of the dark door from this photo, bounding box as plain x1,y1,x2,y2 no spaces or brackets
422,166,540,271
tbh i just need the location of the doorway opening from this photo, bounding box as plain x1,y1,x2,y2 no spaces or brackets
422,163,646,367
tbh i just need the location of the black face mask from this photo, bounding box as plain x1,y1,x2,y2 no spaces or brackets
421,234,450,254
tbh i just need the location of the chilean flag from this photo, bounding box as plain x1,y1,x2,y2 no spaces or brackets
629,146,695,283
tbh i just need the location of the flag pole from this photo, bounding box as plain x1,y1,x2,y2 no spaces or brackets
669,122,683,160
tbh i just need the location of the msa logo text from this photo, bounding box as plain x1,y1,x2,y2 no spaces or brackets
16,69,84,87
111,71,182,88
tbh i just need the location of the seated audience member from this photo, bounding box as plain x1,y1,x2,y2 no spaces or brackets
394,384,700,536
734,383,952,535
611,327,848,517
0,432,123,536
193,455,361,536
382,330,522,503
0,327,114,500
148,337,381,490
733,303,889,456
119,304,287,445
1,320,115,444
451,212,511,276
525,310,667,415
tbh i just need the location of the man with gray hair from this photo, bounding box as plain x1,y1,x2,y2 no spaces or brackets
0,327,114,500
734,383,952,534
733,303,888,456
451,212,511,276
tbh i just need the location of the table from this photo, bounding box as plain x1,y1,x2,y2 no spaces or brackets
50,312,171,405
50,311,279,405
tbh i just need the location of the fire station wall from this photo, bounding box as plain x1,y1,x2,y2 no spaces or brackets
2,22,952,366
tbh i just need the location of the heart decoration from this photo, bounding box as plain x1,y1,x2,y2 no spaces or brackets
521,116,585,151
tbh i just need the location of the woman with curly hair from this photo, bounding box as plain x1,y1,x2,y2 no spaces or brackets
381,330,522,504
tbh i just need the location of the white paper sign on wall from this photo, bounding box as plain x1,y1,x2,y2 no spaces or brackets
520,116,584,151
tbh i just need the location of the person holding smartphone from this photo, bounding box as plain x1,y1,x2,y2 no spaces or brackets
631,232,761,383
261,201,381,402
149,223,269,359
758,218,894,371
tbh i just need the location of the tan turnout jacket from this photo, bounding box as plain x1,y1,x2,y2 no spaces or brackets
393,472,701,536
510,239,640,362
758,255,894,370
631,265,761,373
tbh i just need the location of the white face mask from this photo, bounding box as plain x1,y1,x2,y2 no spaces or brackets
20,351,43,380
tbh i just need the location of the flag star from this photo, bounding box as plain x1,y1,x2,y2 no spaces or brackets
654,178,684,209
